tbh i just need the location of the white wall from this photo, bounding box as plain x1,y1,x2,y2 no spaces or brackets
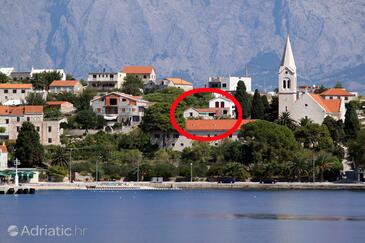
208,97,235,117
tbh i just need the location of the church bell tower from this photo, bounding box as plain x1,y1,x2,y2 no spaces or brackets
278,35,298,116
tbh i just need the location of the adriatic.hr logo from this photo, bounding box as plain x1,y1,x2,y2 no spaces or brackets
7,224,87,238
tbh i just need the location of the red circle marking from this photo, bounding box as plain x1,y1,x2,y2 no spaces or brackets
169,88,243,141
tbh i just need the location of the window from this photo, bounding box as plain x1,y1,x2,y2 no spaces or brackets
173,134,179,138
13,89,16,93
172,143,175,147
27,117,30,122
220,102,224,108
215,101,219,108
285,106,288,112
143,75,147,79
36,127,40,132
5,119,9,124
121,108,126,112
21,90,25,93
17,117,20,122
4,89,8,93
283,80,286,89
180,143,184,146
48,138,52,144
121,98,127,102
222,83,227,88
93,74,97,78
285,71,288,74
330,96,333,99
305,104,308,107
48,126,52,132
345,97,348,100
287,80,291,89
16,127,20,132
189,112,193,117
110,98,117,105
110,74,114,79
132,116,140,122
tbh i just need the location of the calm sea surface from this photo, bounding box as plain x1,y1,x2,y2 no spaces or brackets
1,190,365,243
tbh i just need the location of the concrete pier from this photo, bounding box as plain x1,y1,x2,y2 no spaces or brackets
0,185,36,194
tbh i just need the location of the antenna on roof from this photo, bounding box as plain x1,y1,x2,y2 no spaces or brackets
245,65,248,77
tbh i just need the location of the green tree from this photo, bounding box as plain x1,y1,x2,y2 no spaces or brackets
266,96,278,121
334,81,343,88
0,72,10,83
261,95,270,120
76,109,105,131
322,116,345,144
122,74,144,95
294,123,334,151
238,120,298,167
181,142,212,164
15,122,44,167
251,89,265,119
26,92,46,105
276,112,297,131
44,107,62,119
344,103,360,139
50,146,69,167
31,71,62,90
315,152,340,182
234,81,251,119
288,150,311,182
140,103,184,146
299,117,313,127
348,130,365,170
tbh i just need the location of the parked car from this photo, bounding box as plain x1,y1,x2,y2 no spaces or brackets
218,177,235,184
259,179,277,184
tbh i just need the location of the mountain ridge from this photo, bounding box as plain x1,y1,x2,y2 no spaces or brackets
0,0,364,93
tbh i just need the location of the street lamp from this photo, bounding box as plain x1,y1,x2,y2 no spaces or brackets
14,158,20,187
69,149,72,183
190,163,193,182
137,160,140,182
95,159,99,182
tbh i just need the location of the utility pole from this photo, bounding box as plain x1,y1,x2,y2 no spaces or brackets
312,152,315,183
69,149,72,183
190,163,193,182
96,160,99,182
137,160,140,182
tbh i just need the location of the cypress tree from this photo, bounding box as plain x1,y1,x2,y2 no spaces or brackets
234,81,250,119
251,89,265,119
344,103,360,139
15,122,44,168
261,95,270,120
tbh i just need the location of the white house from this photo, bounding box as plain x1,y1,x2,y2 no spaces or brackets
87,72,125,90
0,83,33,104
121,66,156,83
183,107,229,119
159,78,193,91
0,142,8,170
208,97,235,117
278,35,346,123
207,76,251,95
48,80,84,94
31,68,66,80
0,67,15,76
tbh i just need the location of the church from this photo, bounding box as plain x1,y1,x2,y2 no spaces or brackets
278,36,346,124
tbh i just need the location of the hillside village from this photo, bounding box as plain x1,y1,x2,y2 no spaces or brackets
0,36,364,184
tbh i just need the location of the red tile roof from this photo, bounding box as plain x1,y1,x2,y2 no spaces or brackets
309,94,341,113
0,83,32,89
46,101,73,106
166,77,192,85
122,66,154,74
186,119,254,131
320,88,354,96
0,106,43,116
49,80,80,87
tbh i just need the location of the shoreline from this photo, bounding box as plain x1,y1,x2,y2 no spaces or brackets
18,181,365,191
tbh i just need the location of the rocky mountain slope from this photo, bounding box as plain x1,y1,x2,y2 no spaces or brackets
0,0,365,93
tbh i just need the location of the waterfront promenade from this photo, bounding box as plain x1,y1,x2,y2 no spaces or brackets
17,181,365,191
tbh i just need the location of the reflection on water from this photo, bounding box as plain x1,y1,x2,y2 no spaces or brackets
193,213,365,221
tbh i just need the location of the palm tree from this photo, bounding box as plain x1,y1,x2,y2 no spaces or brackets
315,152,335,182
289,155,310,182
299,117,313,127
50,146,69,167
276,112,297,131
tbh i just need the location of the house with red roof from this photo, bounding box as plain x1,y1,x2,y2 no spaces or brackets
320,88,357,103
46,101,76,114
121,65,156,83
151,119,254,151
0,106,65,145
90,92,150,128
48,80,84,94
0,83,33,104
